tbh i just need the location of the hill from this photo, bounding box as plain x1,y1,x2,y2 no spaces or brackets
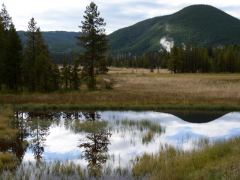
108,4,240,54
18,31,80,54
18,5,240,55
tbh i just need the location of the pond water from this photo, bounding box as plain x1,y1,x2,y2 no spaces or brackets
2,110,240,177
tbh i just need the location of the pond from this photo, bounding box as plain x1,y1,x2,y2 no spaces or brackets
1,110,240,178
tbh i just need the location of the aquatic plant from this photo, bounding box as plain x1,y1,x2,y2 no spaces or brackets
120,119,165,144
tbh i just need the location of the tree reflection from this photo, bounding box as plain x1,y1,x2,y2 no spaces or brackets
26,112,53,162
0,111,29,170
79,112,111,177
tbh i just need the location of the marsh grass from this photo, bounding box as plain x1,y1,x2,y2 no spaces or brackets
0,106,19,171
132,138,240,180
0,107,18,142
2,138,240,180
72,120,109,133
120,119,164,144
0,152,18,171
121,119,163,133
142,131,155,144
1,69,240,111
0,161,131,180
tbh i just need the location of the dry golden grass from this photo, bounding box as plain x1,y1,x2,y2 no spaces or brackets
1,68,240,108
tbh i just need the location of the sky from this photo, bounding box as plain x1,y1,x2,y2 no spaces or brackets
0,0,240,34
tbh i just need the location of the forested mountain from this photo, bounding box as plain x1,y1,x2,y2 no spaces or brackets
18,31,81,54
109,4,240,54
18,5,240,55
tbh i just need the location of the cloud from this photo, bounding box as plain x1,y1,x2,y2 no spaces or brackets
0,0,239,34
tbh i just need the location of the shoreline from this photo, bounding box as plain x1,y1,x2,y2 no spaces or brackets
13,103,240,111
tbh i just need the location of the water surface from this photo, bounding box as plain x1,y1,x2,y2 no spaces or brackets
2,110,240,173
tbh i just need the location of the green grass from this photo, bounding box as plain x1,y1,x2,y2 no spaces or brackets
0,107,20,171
0,107,17,143
0,153,18,171
132,138,240,180
1,138,240,179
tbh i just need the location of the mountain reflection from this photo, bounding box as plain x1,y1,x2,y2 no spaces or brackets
5,110,240,172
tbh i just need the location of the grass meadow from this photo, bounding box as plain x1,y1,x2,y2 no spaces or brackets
0,68,239,111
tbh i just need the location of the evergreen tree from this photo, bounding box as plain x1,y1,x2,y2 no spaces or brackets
78,2,108,90
0,4,22,90
61,58,71,90
50,64,61,91
22,18,38,91
0,14,5,89
0,4,12,30
23,18,59,92
5,23,22,90
168,46,181,73
70,59,81,90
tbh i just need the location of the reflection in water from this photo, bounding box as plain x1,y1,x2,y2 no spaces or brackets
0,111,28,166
1,110,240,174
79,112,111,177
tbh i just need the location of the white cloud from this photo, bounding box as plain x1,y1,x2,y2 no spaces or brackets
0,0,239,34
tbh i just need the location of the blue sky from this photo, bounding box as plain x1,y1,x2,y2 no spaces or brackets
1,0,240,34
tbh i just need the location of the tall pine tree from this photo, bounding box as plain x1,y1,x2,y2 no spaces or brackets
22,18,59,92
0,4,22,90
78,2,108,90
22,18,38,91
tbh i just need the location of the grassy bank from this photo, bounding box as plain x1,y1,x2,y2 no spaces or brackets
13,103,240,112
1,68,240,111
132,138,240,180
0,107,19,171
1,136,240,179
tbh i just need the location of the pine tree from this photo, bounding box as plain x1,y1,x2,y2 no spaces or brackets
0,4,22,90
61,58,71,90
169,46,180,73
23,18,59,92
5,23,22,90
78,2,108,90
22,18,38,91
0,14,5,89
70,59,80,90
0,4,12,30
50,64,61,90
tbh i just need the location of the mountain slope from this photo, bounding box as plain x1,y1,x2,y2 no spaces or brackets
18,31,80,54
108,5,240,54
17,5,240,55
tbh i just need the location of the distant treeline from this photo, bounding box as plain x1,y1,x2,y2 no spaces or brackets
108,45,240,73
0,5,80,92
1,4,240,93
0,3,108,92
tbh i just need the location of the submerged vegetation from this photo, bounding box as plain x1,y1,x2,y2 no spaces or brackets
120,119,164,144
72,120,108,133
